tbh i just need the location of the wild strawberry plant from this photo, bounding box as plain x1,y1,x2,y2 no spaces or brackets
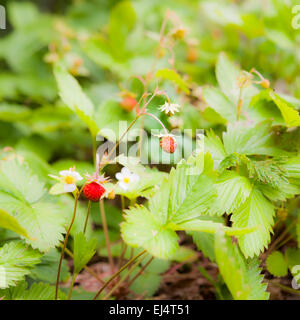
0,1,300,301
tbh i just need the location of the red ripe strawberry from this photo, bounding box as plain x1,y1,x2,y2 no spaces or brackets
83,182,106,202
160,135,177,153
120,96,137,112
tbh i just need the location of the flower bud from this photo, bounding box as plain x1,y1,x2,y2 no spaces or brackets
260,79,270,89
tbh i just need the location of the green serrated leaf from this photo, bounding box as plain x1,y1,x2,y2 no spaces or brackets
167,153,217,224
270,92,300,127
283,156,300,183
215,52,258,108
73,232,97,274
231,188,274,258
121,205,179,260
121,153,228,259
30,248,70,284
0,192,66,251
223,121,279,156
0,208,30,239
215,230,269,300
202,86,236,122
210,171,253,216
189,230,215,261
172,218,256,236
247,158,288,188
187,213,224,262
203,130,227,164
0,159,46,204
0,281,66,300
250,90,300,127
0,241,42,289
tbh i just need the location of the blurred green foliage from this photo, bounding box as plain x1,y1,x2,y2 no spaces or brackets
0,0,299,165
0,0,300,300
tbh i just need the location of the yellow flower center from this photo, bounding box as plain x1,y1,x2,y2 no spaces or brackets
123,177,130,184
64,175,75,184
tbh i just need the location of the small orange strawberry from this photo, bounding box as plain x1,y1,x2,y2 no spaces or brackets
160,135,177,153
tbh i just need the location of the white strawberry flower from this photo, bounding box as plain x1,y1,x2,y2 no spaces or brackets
59,168,83,192
159,102,180,115
115,167,140,191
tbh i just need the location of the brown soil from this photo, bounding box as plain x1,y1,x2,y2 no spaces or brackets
69,253,300,300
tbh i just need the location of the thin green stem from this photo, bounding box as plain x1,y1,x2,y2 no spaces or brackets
100,199,114,273
93,250,147,300
198,266,215,286
128,248,135,274
127,256,154,288
266,220,297,255
270,281,300,296
55,188,82,300
99,114,142,169
143,112,168,135
128,198,137,271
92,134,97,166
142,91,158,112
121,195,125,212
83,200,91,234
198,265,224,300
236,87,243,120
149,13,168,76
117,243,128,271
137,114,145,158
130,198,136,207
102,255,147,300
67,273,77,300
118,195,127,272
274,234,294,251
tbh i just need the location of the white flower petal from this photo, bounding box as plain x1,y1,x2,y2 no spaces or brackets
71,171,83,181
131,173,140,182
118,181,129,190
59,170,71,176
48,174,60,181
159,102,180,115
121,167,131,176
116,172,124,181
63,183,76,192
